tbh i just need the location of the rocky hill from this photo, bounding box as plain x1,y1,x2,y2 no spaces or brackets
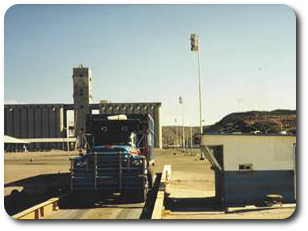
207,109,296,134
162,109,296,145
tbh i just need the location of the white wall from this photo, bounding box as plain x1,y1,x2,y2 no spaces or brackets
201,134,296,171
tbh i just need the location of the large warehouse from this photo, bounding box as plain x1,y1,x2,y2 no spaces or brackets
4,65,162,150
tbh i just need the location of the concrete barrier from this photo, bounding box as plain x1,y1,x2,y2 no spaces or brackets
151,165,171,219
12,196,62,219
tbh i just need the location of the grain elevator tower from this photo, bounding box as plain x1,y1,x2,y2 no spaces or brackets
73,64,93,138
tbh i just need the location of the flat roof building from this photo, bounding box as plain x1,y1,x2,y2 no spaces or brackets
201,134,296,206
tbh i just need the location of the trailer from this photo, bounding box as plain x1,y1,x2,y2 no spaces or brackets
69,114,155,202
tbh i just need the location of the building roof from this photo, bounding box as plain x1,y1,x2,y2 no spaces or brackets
4,135,30,144
22,138,76,143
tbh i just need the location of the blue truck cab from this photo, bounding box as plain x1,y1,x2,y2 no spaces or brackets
70,114,155,202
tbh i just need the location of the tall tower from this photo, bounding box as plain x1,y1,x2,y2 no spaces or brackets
72,64,93,137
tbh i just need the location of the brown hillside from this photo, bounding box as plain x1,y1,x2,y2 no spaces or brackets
162,109,296,145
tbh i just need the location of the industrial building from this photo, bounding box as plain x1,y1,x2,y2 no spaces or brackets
4,135,30,152
4,104,68,150
201,134,296,206
4,65,162,150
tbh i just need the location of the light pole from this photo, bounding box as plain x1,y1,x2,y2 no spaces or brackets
190,33,205,160
179,96,185,151
174,118,178,148
190,126,193,155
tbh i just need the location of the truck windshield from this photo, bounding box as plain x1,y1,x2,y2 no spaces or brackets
93,131,136,146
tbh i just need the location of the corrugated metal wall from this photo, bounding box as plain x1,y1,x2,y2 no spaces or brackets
4,104,65,150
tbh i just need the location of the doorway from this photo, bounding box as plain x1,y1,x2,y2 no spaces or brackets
207,145,224,204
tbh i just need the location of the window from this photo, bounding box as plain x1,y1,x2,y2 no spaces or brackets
239,164,253,171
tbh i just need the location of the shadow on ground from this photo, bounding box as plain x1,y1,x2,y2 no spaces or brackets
164,196,224,212
4,173,70,216
164,196,289,214
4,172,162,219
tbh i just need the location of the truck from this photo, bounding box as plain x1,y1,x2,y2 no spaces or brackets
69,114,155,202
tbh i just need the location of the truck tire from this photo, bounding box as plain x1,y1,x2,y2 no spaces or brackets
136,177,149,202
68,191,79,205
138,184,148,203
148,165,156,189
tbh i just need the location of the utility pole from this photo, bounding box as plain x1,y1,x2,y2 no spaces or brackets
190,126,193,155
179,96,185,152
174,118,178,148
190,33,205,160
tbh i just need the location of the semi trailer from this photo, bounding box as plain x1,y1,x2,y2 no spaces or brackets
69,114,155,202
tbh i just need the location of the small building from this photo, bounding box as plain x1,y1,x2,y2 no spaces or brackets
201,134,296,206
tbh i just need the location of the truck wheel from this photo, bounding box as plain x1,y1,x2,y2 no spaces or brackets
67,191,78,205
138,185,148,203
148,165,156,189
136,177,149,202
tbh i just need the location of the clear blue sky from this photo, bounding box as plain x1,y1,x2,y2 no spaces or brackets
4,4,296,126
